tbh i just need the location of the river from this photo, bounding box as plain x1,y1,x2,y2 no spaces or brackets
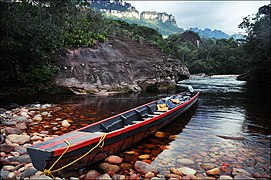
1,76,270,177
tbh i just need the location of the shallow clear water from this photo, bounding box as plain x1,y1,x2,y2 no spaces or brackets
150,76,271,175
1,76,270,176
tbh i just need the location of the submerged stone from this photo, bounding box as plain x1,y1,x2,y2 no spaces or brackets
206,168,220,175
154,131,165,138
84,170,101,180
233,174,255,180
138,154,150,160
178,167,196,175
177,158,195,165
134,161,158,175
99,163,120,173
105,155,123,165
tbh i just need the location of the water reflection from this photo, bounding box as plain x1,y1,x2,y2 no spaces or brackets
243,81,271,136
1,76,270,176
149,76,270,175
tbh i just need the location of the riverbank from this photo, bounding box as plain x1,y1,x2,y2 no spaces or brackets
1,105,270,179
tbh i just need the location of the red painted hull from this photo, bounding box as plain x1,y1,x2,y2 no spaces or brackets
27,92,199,171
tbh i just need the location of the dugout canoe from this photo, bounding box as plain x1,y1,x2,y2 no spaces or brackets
27,89,199,171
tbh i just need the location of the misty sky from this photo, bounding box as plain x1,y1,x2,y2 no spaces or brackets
127,1,269,35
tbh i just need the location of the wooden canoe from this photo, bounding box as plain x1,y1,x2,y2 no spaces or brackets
27,91,199,171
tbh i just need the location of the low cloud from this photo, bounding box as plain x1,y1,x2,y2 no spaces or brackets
129,1,269,34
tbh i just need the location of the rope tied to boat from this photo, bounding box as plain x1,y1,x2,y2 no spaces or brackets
43,134,107,178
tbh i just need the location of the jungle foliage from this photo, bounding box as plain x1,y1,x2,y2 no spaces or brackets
162,34,248,75
0,1,107,87
0,1,270,92
238,4,271,81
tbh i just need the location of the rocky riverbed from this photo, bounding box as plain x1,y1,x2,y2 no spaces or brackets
1,105,270,180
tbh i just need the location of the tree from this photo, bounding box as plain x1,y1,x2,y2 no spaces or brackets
0,1,108,88
238,4,271,81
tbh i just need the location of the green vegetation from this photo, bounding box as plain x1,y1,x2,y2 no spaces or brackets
105,19,163,45
107,16,184,37
0,0,270,95
0,1,107,88
238,4,271,81
162,33,247,75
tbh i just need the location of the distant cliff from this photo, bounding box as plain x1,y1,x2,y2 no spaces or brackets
140,11,177,26
89,0,244,39
90,0,182,36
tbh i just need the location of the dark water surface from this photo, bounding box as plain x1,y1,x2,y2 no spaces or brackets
1,76,270,175
151,76,271,175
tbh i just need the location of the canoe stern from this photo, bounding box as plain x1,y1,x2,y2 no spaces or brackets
27,147,53,171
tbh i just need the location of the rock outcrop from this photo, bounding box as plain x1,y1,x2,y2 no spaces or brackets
140,11,177,26
54,37,189,93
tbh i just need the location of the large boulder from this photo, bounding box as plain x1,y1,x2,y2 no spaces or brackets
54,37,189,93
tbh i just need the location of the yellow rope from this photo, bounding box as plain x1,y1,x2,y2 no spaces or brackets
43,134,106,178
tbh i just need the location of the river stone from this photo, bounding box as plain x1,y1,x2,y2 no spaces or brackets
12,163,25,171
245,158,257,167
99,163,120,173
233,174,255,180
1,120,16,126
178,167,196,175
69,177,79,180
40,131,49,135
200,163,217,170
112,174,125,180
134,161,159,175
207,168,220,175
33,115,43,121
20,167,38,179
20,108,28,112
96,173,111,180
20,111,30,118
0,144,14,153
219,175,233,180
105,155,123,165
145,172,155,179
253,156,265,163
16,122,27,130
30,135,43,141
5,127,23,135
252,173,271,178
165,173,182,179
0,170,10,179
129,174,140,180
232,168,252,177
7,134,30,144
14,146,27,155
13,116,28,122
177,158,195,165
84,170,101,180
138,154,150,160
3,165,15,171
8,154,31,163
30,175,53,180
41,111,49,116
1,157,10,165
61,120,71,128
154,131,165,138
170,167,183,175
0,133,5,144
8,171,21,179
124,151,135,154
